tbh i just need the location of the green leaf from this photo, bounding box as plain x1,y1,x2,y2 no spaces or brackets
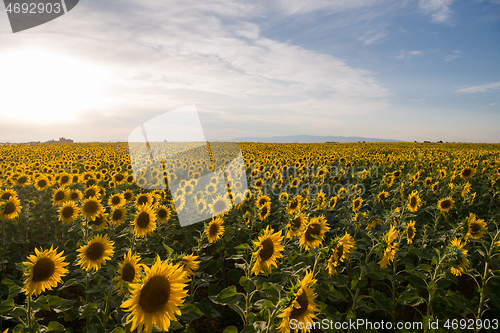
179,303,204,321
219,286,238,299
79,303,99,319
110,328,125,333
223,326,238,333
46,321,65,332
240,324,258,333
196,298,221,318
162,243,174,255
0,298,14,313
234,243,251,250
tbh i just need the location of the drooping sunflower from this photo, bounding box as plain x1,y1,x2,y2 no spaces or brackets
132,204,157,238
377,191,388,203
178,253,200,277
22,246,69,297
112,249,143,295
406,220,416,245
300,215,330,250
205,216,225,243
88,212,109,231
328,196,338,210
208,194,232,217
448,237,469,276
58,201,80,224
327,232,356,276
460,167,476,181
258,202,271,221
0,195,22,220
77,234,115,272
378,224,399,269
121,255,189,333
251,226,284,275
286,212,308,238
352,197,363,212
432,181,439,194
407,191,422,213
156,205,171,224
465,213,487,239
437,197,454,213
277,271,319,333
81,197,104,220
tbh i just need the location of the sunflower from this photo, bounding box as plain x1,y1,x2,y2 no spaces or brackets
286,212,308,238
112,250,143,295
352,197,363,212
88,212,109,231
81,197,104,220
287,195,301,215
84,185,102,199
432,182,439,194
255,194,271,209
172,195,186,213
156,205,171,224
68,189,83,202
251,226,284,275
14,173,31,187
437,197,454,213
122,190,135,203
208,195,232,217
460,167,476,181
178,254,200,277
110,207,127,226
132,204,157,238
52,188,68,205
300,215,330,250
135,193,153,207
328,196,338,210
461,182,471,197
58,173,72,187
108,193,126,208
407,191,422,212
58,201,80,224
406,220,416,245
0,189,18,201
77,234,115,272
258,203,271,221
377,191,388,203
205,216,225,243
0,195,22,220
465,213,487,239
279,192,289,202
121,255,189,333
34,176,51,191
22,246,69,297
277,271,319,333
327,232,356,276
448,237,469,276
205,183,217,196
378,225,399,269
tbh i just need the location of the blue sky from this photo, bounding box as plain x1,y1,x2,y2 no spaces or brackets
0,0,499,142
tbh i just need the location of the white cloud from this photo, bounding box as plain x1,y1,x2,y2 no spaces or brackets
273,0,382,16
396,50,423,59
359,30,388,45
419,0,455,24
445,50,462,61
455,82,500,93
490,103,498,106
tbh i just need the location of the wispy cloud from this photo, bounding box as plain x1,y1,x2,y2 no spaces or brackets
419,0,456,24
359,30,387,45
444,50,462,61
455,82,500,93
396,50,423,59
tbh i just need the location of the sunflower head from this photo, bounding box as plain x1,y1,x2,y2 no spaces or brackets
406,220,416,245
22,246,69,296
465,213,487,239
251,226,284,275
208,195,232,217
77,234,115,272
300,215,330,250
437,197,455,213
132,204,157,238
177,254,200,277
0,195,22,220
286,213,308,238
407,191,422,213
258,202,271,221
112,250,143,295
120,255,189,333
205,217,225,243
58,201,80,224
448,237,469,276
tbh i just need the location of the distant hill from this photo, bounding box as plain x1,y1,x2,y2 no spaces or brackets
224,134,402,143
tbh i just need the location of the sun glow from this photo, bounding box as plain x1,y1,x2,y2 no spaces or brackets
0,48,109,124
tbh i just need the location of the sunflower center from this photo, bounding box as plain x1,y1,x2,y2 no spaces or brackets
260,206,269,216
38,179,47,187
1,193,12,200
55,191,65,201
122,263,136,282
209,223,219,237
291,216,302,229
18,176,28,184
259,238,275,262
62,206,75,218
85,189,97,198
70,192,79,200
90,215,104,226
138,275,171,313
305,223,321,242
470,223,481,233
137,212,150,228
111,196,121,205
3,202,16,215
441,200,451,209
124,192,133,201
290,289,309,320
407,227,414,238
61,176,69,184
462,169,471,177
289,201,298,210
32,257,55,282
113,209,123,221
84,201,98,214
214,200,227,213
410,197,417,206
86,242,105,261
137,196,149,205
158,209,168,218
336,244,344,259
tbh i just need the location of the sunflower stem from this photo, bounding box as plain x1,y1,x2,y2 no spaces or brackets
102,278,115,331
26,294,32,330
85,272,90,331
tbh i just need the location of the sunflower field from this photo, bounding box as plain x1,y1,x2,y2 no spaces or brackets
1,142,500,333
